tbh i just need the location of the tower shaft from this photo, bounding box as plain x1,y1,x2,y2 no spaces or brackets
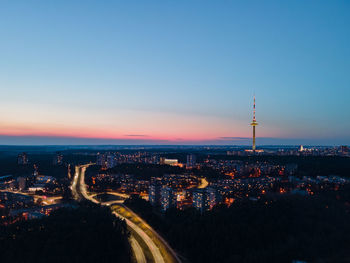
252,126,256,151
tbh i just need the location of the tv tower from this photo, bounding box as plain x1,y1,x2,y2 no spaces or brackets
250,96,258,151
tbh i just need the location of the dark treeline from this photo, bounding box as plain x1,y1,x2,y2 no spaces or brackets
125,186,350,263
0,203,131,263
88,156,350,181
87,163,223,181
0,157,68,178
166,154,350,179
209,155,350,178
0,152,95,178
93,163,185,179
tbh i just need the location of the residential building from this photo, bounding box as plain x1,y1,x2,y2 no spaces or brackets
186,154,196,168
17,153,28,165
149,181,162,206
193,189,210,213
160,186,177,212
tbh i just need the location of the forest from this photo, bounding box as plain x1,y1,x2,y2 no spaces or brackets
210,155,350,178
125,185,350,263
0,202,131,263
87,163,186,179
0,149,96,178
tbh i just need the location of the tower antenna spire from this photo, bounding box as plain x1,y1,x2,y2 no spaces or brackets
253,95,256,122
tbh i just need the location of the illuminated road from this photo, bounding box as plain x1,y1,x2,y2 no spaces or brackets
39,196,63,205
130,236,146,263
71,164,180,263
90,191,129,204
71,164,146,262
0,190,63,206
113,211,165,263
114,205,181,263
197,177,209,189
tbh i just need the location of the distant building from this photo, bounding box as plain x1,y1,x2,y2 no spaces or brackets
28,185,45,192
17,177,27,191
96,153,107,167
149,181,162,206
53,153,63,165
0,192,34,209
341,146,349,153
160,158,179,166
17,153,28,165
227,150,242,156
160,187,177,212
285,163,298,175
206,187,221,210
36,175,56,184
186,154,196,169
33,168,39,177
193,189,210,213
106,155,117,168
0,175,15,191
26,211,45,220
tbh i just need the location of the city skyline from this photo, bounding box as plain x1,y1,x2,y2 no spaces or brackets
1,1,350,145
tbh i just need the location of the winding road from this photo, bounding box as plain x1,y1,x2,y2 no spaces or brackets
71,164,180,263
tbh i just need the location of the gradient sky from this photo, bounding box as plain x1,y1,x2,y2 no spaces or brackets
1,1,349,145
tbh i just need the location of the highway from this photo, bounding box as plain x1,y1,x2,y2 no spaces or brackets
91,191,130,199
71,164,180,263
130,236,146,263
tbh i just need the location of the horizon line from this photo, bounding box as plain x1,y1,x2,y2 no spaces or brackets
0,144,347,147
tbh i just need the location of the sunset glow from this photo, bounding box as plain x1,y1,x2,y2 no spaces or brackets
0,1,349,145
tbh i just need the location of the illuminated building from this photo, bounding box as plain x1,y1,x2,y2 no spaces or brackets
176,190,192,210
193,189,210,213
36,175,55,184
160,157,179,166
28,185,45,192
160,186,177,212
299,145,304,152
250,96,258,151
206,187,222,209
186,154,196,169
149,182,162,206
17,153,28,165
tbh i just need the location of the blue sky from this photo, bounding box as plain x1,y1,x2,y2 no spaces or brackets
0,1,349,145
